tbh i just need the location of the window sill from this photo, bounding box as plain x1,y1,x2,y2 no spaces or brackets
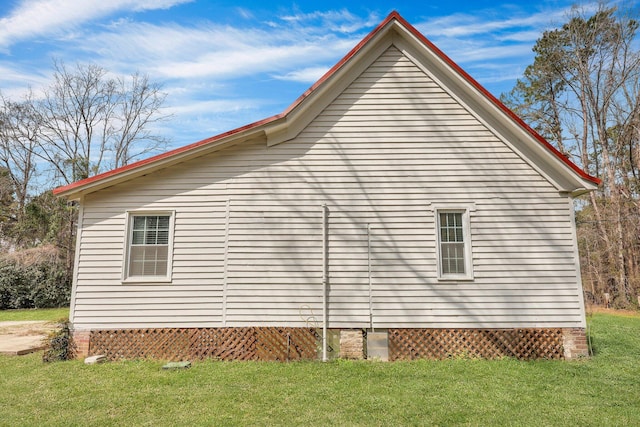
437,275,474,282
122,276,172,284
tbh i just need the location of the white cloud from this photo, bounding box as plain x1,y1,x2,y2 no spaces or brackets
438,42,535,63
496,30,544,43
279,9,379,34
416,7,565,39
0,0,192,49
153,44,334,80
236,7,254,20
74,20,360,81
0,65,50,97
412,3,586,81
273,66,331,83
167,99,260,116
476,70,526,85
163,99,270,147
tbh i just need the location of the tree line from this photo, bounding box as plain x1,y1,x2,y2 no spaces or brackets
503,3,640,307
1,2,639,309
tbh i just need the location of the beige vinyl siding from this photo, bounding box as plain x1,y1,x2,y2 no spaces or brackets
71,46,584,329
74,198,227,328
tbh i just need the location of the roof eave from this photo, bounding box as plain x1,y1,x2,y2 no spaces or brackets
53,116,281,200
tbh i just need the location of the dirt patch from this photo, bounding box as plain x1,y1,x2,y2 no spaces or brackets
0,320,56,335
0,321,58,355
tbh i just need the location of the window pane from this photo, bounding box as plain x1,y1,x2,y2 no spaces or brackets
147,216,158,228
439,212,466,276
157,216,170,228
132,230,145,244
439,213,463,243
131,215,170,245
145,230,157,245
129,245,168,277
441,242,465,274
133,216,146,229
129,215,171,277
156,230,169,245
129,246,146,276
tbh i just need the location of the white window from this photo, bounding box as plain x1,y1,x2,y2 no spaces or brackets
124,212,174,282
436,209,473,280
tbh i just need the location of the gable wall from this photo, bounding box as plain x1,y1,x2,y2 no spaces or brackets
72,46,584,330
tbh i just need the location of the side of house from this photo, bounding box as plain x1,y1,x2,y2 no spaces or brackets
58,13,597,361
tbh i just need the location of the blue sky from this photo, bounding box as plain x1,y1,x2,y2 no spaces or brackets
0,0,618,150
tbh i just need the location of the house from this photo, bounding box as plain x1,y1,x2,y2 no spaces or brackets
54,12,599,361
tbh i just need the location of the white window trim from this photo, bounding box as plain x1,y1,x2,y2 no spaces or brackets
122,210,175,284
434,206,474,281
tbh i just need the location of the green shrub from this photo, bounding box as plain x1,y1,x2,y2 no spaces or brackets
31,262,71,308
0,261,32,309
0,255,71,309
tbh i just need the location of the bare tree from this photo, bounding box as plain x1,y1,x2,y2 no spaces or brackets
111,72,168,168
0,92,38,214
34,61,169,184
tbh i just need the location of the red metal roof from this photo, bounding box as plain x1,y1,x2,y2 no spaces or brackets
53,11,600,197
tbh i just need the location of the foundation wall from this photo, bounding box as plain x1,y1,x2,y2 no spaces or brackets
71,330,91,359
339,330,365,360
562,328,589,359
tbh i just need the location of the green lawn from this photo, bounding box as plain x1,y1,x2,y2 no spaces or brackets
0,307,69,322
0,312,639,426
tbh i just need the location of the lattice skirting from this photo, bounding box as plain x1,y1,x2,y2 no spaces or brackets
88,327,319,361
388,328,565,360
82,327,574,362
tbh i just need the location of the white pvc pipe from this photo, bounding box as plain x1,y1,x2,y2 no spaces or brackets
367,223,374,332
322,204,329,362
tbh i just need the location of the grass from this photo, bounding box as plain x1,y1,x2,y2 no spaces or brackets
0,307,69,322
0,312,639,426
